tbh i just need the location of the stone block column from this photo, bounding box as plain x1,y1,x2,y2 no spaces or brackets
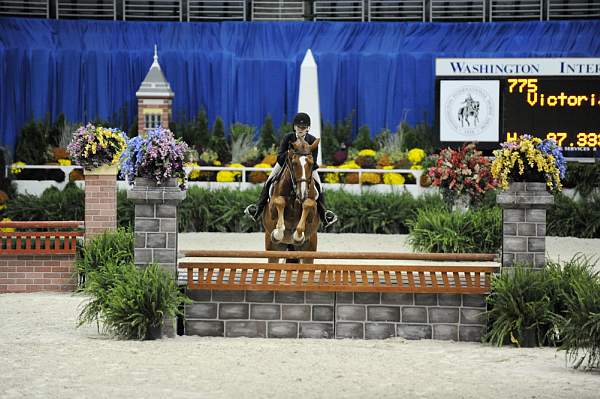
84,166,118,238
127,178,185,275
497,182,554,268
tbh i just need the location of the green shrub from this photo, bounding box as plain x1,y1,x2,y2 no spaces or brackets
74,228,133,277
407,207,501,253
179,186,261,232
5,182,84,221
485,264,555,347
547,192,600,238
117,190,135,229
101,264,190,340
556,271,600,369
77,260,136,330
562,161,600,198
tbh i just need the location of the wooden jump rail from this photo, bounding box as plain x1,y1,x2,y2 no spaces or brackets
180,250,500,294
0,221,84,255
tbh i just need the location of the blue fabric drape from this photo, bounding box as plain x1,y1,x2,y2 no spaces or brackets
1,18,600,152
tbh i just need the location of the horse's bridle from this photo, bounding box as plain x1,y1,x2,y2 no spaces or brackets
285,150,313,202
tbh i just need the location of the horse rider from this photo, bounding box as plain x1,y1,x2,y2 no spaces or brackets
244,112,338,228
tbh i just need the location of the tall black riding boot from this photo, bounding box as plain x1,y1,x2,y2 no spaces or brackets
244,180,271,222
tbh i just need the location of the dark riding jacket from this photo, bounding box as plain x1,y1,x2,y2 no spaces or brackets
276,133,319,170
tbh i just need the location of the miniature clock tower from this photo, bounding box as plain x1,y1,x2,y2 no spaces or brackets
136,45,174,134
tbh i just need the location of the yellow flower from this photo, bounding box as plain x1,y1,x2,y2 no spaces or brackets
254,163,272,169
358,149,377,157
0,217,15,232
185,162,201,180
0,204,6,211
216,171,236,182
213,160,222,166
58,159,71,166
227,163,244,179
323,165,340,184
10,162,26,175
339,160,360,169
410,164,424,170
407,148,426,165
384,172,405,185
360,172,381,185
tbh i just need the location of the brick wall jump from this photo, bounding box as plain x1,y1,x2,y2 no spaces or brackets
185,290,487,341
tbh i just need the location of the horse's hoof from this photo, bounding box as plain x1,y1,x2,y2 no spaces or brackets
293,231,305,244
272,229,284,242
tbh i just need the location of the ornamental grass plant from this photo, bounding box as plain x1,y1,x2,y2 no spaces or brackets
67,123,127,170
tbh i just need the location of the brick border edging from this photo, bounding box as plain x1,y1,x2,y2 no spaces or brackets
184,290,487,341
0,254,76,293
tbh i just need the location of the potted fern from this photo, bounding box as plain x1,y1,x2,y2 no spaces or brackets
101,263,190,340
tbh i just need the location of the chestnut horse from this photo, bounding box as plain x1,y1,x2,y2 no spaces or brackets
262,137,320,263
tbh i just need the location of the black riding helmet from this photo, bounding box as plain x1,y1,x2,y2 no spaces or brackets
293,112,311,128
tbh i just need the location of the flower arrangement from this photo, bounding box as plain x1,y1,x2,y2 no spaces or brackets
249,163,272,184
355,149,377,169
67,123,127,170
428,143,497,206
119,128,188,187
491,135,566,191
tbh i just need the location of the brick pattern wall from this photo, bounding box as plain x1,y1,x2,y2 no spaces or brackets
0,254,76,293
84,174,117,237
185,290,487,341
497,182,553,268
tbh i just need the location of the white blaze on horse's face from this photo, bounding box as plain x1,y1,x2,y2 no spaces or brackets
299,155,307,200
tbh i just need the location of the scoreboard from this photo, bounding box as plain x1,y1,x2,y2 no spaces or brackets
436,58,600,159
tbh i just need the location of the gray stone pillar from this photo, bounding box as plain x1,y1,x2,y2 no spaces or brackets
127,178,186,274
497,182,554,268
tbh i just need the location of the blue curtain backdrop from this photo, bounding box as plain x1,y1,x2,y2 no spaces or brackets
1,17,600,152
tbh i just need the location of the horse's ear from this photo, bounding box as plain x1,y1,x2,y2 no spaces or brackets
291,140,302,151
310,138,320,152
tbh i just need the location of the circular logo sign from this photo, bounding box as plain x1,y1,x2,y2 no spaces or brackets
444,86,495,139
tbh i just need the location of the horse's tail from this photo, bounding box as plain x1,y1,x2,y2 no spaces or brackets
286,245,299,263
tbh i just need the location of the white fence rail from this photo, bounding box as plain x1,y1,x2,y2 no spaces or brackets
251,0,304,20
1,1,600,21
368,0,426,21
188,0,246,20
56,0,116,19
313,0,365,20
0,0,48,17
123,0,182,20
430,0,486,21
490,0,542,20
548,0,600,19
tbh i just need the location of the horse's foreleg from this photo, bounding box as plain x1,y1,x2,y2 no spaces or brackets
271,196,286,242
293,199,316,244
